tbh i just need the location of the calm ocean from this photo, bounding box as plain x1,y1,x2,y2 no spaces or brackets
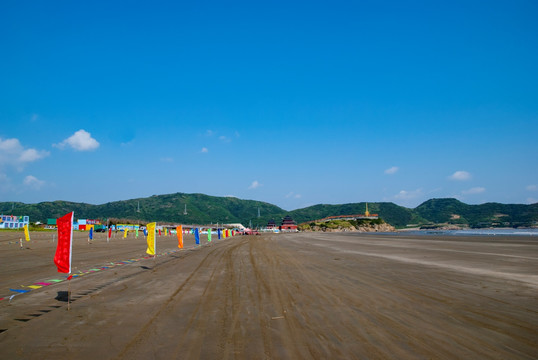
399,228,538,237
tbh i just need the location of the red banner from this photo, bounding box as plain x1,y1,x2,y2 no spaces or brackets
54,212,73,273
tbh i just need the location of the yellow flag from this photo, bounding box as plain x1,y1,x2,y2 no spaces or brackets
146,222,156,255
23,224,30,242
124,229,129,238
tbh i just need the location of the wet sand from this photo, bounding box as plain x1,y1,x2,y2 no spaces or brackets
0,230,537,359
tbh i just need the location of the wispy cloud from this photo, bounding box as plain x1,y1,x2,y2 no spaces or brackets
449,170,471,181
201,147,209,153
285,191,302,199
526,184,537,191
23,175,45,190
219,135,231,143
0,137,49,170
0,172,13,192
394,188,423,200
54,129,100,151
462,187,485,195
160,157,174,163
384,166,399,175
248,180,261,189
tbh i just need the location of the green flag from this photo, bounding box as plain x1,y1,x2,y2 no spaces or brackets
208,228,212,242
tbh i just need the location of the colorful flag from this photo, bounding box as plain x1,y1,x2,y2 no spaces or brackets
136,228,139,238
158,229,161,236
108,227,112,240
89,227,93,240
54,212,74,273
218,228,221,239
124,229,128,238
194,228,200,245
146,222,156,255
177,225,183,248
23,224,30,242
207,228,212,242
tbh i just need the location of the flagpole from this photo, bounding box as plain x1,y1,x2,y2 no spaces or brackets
69,211,74,310
67,278,71,311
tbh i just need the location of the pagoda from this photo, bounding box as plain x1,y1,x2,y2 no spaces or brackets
280,215,298,232
266,219,277,229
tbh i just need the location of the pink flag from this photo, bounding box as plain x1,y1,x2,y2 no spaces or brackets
54,212,74,273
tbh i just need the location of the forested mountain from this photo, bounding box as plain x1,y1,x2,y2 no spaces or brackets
1,194,537,228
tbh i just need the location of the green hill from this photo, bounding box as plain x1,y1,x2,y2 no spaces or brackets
287,202,425,228
0,193,286,227
1,194,537,229
415,198,538,228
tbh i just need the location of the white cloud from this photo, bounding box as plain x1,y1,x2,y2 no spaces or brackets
526,185,537,191
394,188,423,200
285,192,302,199
449,170,471,181
201,147,209,153
219,135,231,143
0,137,49,170
462,187,486,195
31,113,39,122
384,166,399,175
206,130,215,137
248,180,261,189
54,129,99,151
23,175,45,190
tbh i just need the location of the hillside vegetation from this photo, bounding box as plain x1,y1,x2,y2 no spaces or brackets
1,194,537,229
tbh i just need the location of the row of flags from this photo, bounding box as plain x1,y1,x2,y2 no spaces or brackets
53,212,237,274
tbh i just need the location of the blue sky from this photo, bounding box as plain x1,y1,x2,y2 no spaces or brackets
1,0,537,210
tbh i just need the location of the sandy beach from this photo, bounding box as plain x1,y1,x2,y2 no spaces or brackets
1,230,537,359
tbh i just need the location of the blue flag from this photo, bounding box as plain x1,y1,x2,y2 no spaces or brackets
89,227,93,240
218,228,221,240
194,228,200,245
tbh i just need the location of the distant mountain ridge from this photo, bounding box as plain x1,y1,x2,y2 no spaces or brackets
1,194,537,228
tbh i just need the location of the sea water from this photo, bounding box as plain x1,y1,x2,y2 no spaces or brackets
399,228,538,237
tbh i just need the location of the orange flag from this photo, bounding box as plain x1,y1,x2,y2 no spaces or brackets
177,225,183,248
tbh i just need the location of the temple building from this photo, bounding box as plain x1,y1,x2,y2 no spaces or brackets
266,219,276,230
280,215,298,232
